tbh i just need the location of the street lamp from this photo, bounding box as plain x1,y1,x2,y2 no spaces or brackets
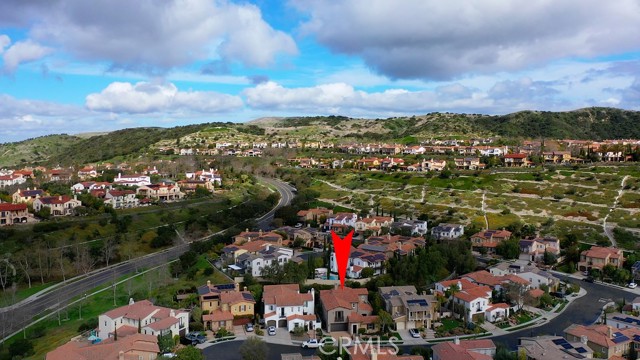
79,293,87,320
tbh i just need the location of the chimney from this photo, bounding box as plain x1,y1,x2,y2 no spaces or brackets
207,280,211,287
244,286,248,292
59,195,62,201
581,335,588,344
129,298,135,305
259,229,263,237
119,351,125,360
608,326,613,339
454,336,460,345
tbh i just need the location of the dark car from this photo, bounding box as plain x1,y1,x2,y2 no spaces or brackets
582,276,595,283
549,291,566,299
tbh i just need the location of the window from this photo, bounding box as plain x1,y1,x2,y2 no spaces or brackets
335,311,344,322
367,323,375,330
352,303,356,309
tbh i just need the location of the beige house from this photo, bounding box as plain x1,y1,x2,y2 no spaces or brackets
0,203,29,226
136,183,184,202
319,287,373,333
33,195,82,216
197,281,255,331
379,285,438,330
578,246,624,272
12,188,46,203
565,324,640,359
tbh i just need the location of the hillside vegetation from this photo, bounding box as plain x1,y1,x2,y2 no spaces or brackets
0,134,81,167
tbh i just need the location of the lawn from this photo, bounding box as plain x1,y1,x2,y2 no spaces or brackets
439,318,463,332
0,282,55,308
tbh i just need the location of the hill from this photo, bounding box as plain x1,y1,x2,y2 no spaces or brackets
0,134,82,167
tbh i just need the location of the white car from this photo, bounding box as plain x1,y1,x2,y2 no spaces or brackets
629,282,638,289
302,338,324,349
268,326,277,336
409,328,421,338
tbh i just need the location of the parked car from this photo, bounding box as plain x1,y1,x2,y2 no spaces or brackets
245,323,254,332
302,338,325,349
549,291,566,299
268,326,276,336
160,353,177,359
629,282,638,289
409,328,421,338
582,276,594,283
184,332,206,344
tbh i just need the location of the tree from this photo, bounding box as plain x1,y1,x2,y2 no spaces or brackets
176,346,204,360
506,283,527,312
496,239,520,259
239,336,268,360
9,339,34,359
376,310,394,335
361,267,375,278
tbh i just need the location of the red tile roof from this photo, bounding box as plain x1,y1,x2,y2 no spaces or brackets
263,284,312,307
320,287,368,311
0,203,27,211
203,310,233,322
46,333,159,360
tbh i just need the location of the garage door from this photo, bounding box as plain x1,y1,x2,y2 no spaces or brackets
395,322,405,330
330,323,348,332
267,320,276,327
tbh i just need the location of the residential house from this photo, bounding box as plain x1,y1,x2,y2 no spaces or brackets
177,179,215,193
488,261,559,291
518,335,594,359
608,313,640,331
356,158,381,170
503,153,531,167
185,169,222,185
235,244,294,277
420,159,447,172
543,151,572,164
470,230,512,255
435,277,512,323
404,146,426,155
390,220,428,236
431,223,464,241
48,169,72,182
233,230,284,246
565,324,640,359
350,348,423,360
262,284,319,331
104,189,139,209
578,246,624,272
198,281,255,331
33,195,82,216
71,181,111,193
12,188,45,203
113,173,152,187
46,333,160,360
326,212,358,234
432,338,496,360
355,216,394,235
319,287,373,333
0,203,29,226
136,183,184,202
379,286,438,330
462,270,530,293
380,157,405,170
77,166,98,180
0,174,27,187
454,158,484,170
519,237,561,263
297,208,333,223
97,299,189,340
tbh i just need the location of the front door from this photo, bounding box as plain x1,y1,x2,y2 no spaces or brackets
352,324,357,334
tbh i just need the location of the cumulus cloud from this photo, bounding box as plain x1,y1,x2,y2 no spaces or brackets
295,0,640,80
2,39,52,73
0,35,10,53
4,0,296,73
85,81,243,114
243,79,575,115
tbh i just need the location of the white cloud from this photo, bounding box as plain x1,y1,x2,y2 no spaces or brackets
11,0,296,72
295,0,640,80
2,39,52,73
85,81,244,114
0,35,10,54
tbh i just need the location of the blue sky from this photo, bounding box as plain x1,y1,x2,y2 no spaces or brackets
1,0,639,142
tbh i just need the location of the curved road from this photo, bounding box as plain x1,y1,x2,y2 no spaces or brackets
0,178,295,342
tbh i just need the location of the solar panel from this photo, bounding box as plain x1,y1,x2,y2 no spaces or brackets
562,343,573,349
552,339,565,345
633,335,640,342
575,347,587,354
216,283,236,290
612,334,630,344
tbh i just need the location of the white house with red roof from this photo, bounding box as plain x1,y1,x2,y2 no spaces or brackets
0,173,27,187
0,203,29,226
262,284,318,331
519,237,560,263
185,168,222,185
436,275,514,323
33,195,82,216
136,183,184,202
113,173,151,187
97,298,189,340
77,166,98,180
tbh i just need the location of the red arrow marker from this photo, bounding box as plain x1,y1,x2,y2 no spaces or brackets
331,230,354,289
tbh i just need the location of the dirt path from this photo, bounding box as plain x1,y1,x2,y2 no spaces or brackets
603,175,630,246
482,191,489,230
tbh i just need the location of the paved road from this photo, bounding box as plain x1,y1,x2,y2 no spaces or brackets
0,178,294,342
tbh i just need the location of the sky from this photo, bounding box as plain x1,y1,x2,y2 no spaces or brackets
1,0,640,142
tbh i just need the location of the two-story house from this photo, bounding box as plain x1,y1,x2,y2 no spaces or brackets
77,166,98,180
12,188,46,204
136,183,184,202
519,237,560,263
97,299,189,340
565,324,640,359
198,282,255,331
0,203,29,226
320,287,373,333
503,153,530,167
432,338,496,360
470,230,512,254
104,189,139,209
263,284,318,331
355,216,394,234
379,286,438,330
33,195,82,216
46,333,160,360
431,223,464,241
454,158,484,170
578,246,624,272
113,173,151,187
390,220,428,236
